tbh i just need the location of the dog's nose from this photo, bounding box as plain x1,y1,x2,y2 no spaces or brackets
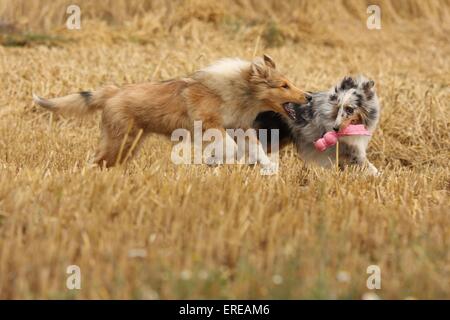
333,126,340,132
305,93,312,102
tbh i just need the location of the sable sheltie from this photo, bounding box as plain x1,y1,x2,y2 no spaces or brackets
254,75,381,175
33,55,307,168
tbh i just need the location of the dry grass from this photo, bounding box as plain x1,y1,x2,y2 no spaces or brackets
0,0,449,299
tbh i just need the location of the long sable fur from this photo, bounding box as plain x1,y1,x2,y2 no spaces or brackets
33,55,307,167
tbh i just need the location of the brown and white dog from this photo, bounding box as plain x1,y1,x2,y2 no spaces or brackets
33,55,307,169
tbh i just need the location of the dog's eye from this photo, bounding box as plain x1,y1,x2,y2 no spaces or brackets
345,106,354,114
281,83,290,89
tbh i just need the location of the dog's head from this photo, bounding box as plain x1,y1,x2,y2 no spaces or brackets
286,75,380,132
249,54,308,118
328,75,380,132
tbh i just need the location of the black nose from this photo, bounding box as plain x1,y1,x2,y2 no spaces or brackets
333,126,340,132
305,93,312,102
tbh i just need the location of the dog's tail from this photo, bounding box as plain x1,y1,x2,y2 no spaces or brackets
32,85,119,116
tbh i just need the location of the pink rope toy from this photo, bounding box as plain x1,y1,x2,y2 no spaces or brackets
314,124,371,152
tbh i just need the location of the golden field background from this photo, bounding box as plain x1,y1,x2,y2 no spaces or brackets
0,0,449,299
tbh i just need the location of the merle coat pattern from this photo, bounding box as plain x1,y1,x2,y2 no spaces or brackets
254,75,380,175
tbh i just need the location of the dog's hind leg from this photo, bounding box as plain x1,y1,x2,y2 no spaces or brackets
92,113,144,168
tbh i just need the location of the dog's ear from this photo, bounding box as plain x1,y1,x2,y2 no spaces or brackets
359,78,375,100
361,79,375,99
251,57,270,78
263,54,276,69
362,79,375,91
339,76,356,90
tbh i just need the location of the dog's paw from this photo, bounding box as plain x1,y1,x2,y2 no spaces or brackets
260,162,279,176
367,163,380,177
371,169,381,177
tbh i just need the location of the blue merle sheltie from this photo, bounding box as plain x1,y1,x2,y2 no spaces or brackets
254,75,381,175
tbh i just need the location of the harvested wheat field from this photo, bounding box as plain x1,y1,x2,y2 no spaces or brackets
0,0,449,299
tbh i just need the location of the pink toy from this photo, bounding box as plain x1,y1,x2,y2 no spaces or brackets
314,124,371,152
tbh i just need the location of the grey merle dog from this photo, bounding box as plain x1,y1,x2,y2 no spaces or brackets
254,75,380,175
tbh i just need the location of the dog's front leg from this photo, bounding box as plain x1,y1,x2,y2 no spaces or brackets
246,130,278,175
365,160,379,176
347,147,379,176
